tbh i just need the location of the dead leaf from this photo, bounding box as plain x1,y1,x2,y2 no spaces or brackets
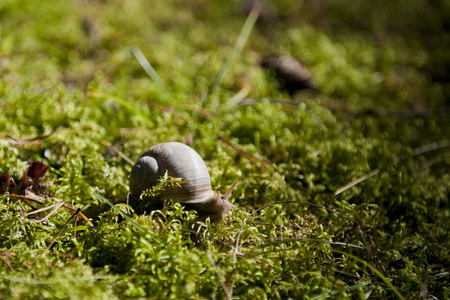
0,172,15,194
27,161,49,179
19,161,51,197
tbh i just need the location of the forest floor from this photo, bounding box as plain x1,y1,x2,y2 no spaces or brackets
0,0,449,299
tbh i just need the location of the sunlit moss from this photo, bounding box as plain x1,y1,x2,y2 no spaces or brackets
0,0,449,299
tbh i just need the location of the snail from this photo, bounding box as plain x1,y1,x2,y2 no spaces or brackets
129,142,238,221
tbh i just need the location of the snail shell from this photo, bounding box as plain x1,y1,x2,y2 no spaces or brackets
129,142,237,221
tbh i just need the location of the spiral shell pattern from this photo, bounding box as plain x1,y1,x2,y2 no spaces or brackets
129,142,215,204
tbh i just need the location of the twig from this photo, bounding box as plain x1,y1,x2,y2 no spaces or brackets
47,208,81,250
2,135,43,148
413,140,450,156
1,117,69,146
25,202,61,216
219,135,274,172
0,250,15,257
17,200,26,212
206,250,232,300
23,117,69,141
8,194,93,227
8,193,44,204
333,268,361,279
422,264,443,300
334,169,380,195
118,263,144,297
18,198,38,211
246,237,364,250
419,157,443,170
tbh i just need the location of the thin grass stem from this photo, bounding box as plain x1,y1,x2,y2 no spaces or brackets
203,3,260,107
131,46,171,91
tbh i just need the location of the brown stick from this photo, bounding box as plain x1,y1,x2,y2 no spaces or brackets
219,136,274,172
61,204,93,227
8,194,44,204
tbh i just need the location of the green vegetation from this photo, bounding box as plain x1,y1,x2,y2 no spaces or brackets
1,0,449,298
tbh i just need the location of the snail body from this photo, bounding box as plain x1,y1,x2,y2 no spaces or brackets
129,142,237,221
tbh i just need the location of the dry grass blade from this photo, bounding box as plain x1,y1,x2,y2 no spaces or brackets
8,194,93,226
14,197,38,211
234,200,356,261
334,169,380,195
334,140,449,196
2,135,43,148
413,140,450,155
203,2,260,106
38,201,65,223
131,46,171,91
100,140,134,166
145,99,174,113
25,202,61,216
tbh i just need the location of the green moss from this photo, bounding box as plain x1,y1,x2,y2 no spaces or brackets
0,0,449,298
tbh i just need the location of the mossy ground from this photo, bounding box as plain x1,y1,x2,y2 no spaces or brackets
1,0,449,299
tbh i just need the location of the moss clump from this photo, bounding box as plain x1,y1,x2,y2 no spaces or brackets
1,0,449,299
